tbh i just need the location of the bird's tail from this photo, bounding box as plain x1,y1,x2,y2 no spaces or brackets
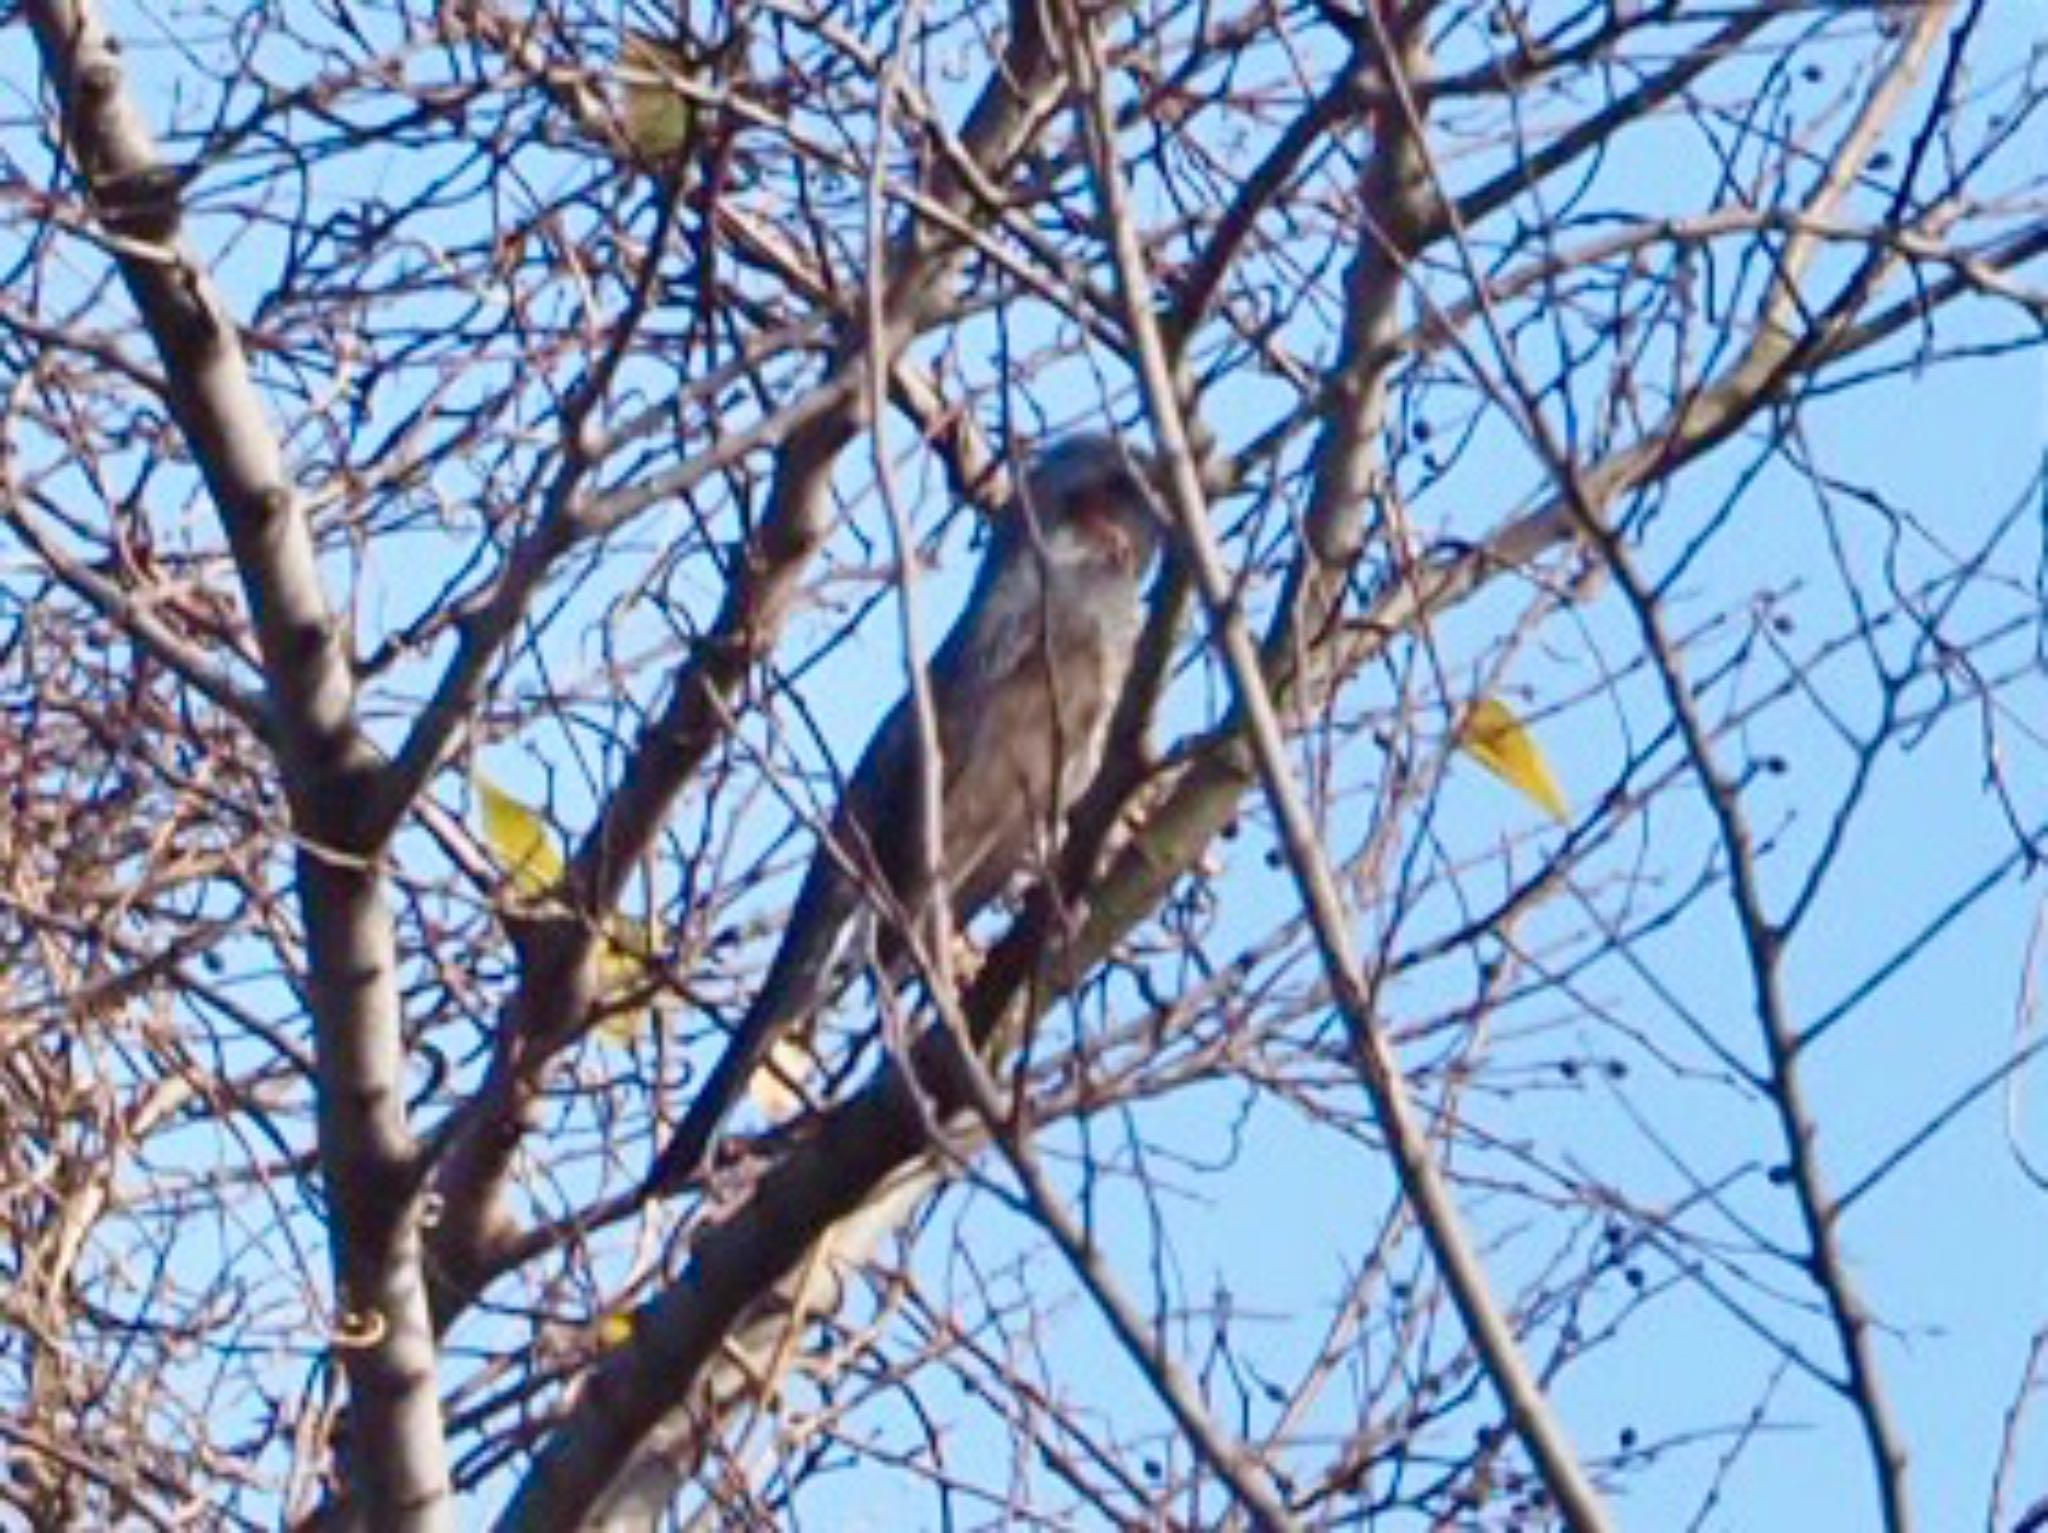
642,865,867,1195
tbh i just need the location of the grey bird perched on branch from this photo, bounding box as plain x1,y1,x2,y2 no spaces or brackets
645,433,1160,1194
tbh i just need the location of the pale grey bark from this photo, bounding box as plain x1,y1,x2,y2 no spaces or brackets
25,2,451,1525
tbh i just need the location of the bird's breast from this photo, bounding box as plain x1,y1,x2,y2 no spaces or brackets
991,572,1138,785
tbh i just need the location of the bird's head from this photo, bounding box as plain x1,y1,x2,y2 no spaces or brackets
1016,433,1161,579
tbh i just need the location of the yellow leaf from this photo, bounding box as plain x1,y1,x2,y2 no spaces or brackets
598,921,646,988
477,776,661,1045
595,1012,651,1046
618,31,697,159
475,776,565,897
749,1032,819,1122
594,915,656,1044
596,1311,635,1348
1458,697,1570,824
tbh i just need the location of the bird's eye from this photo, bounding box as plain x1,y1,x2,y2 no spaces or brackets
1071,487,1115,521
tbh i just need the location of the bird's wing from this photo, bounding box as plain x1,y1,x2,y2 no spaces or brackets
936,532,1048,708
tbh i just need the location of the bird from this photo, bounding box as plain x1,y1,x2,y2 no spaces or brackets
645,432,1160,1194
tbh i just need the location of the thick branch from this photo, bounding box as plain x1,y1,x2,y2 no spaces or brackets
26,2,447,1525
423,0,1072,1328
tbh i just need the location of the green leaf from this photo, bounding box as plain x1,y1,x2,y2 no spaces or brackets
618,31,698,160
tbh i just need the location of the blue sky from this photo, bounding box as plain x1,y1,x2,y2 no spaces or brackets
5,2,2046,1526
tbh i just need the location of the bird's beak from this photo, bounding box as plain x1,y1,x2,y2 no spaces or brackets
1071,487,1147,574
1101,518,1141,574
